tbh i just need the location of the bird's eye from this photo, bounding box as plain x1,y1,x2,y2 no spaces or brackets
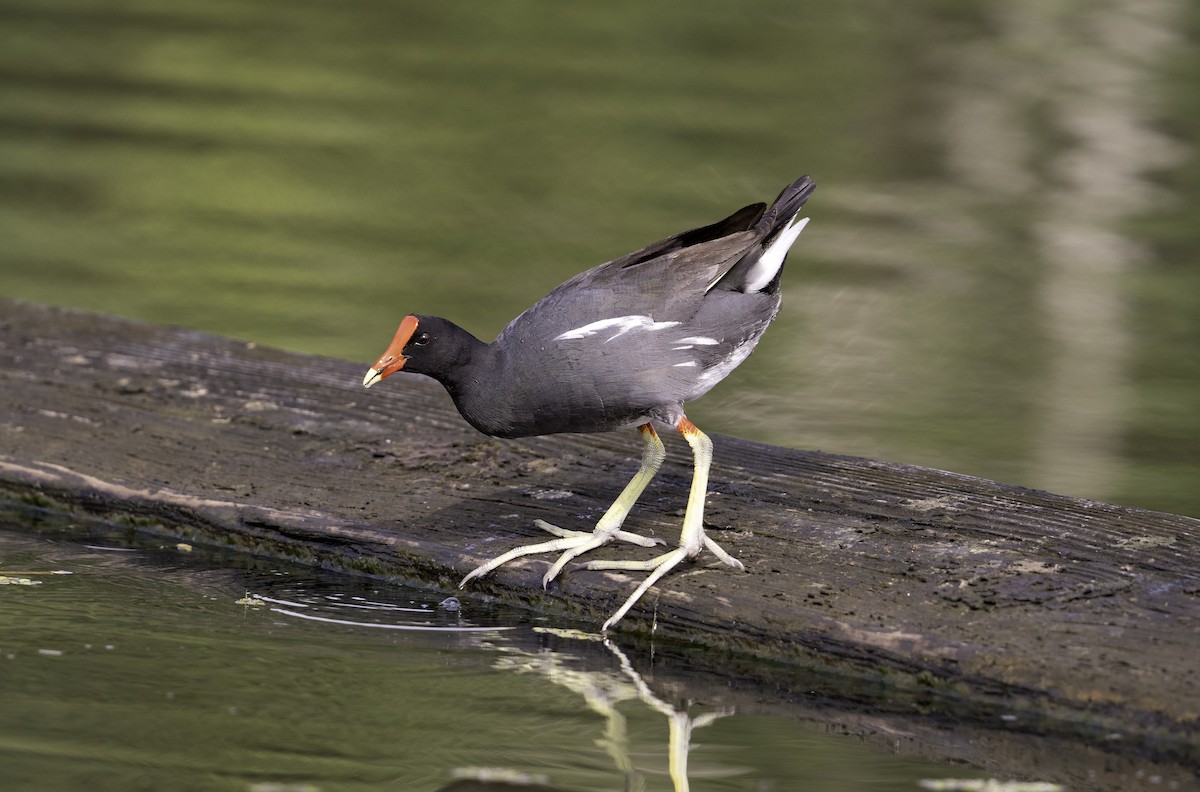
412,332,431,347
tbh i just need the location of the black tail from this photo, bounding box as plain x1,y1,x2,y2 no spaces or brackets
617,175,813,278
709,175,815,294
756,175,816,236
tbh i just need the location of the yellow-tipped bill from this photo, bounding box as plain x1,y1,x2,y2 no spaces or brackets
362,315,420,389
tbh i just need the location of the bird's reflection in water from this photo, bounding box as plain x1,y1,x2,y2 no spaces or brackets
442,628,733,792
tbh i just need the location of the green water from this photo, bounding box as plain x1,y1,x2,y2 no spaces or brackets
1,523,1000,791
0,0,1198,517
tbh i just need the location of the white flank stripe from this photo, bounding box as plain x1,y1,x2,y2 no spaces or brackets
743,215,810,293
676,336,719,345
554,315,681,342
673,361,698,367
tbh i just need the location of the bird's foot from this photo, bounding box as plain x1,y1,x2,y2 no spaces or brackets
458,518,664,590
583,530,745,631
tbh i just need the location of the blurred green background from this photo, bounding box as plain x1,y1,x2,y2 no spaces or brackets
2,0,1197,516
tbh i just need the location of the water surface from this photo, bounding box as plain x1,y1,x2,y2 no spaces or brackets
2,523,1010,791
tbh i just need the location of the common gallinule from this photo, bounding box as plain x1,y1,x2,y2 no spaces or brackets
364,175,815,630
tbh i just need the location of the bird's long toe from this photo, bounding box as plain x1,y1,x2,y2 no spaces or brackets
702,534,745,571
459,522,668,590
531,519,592,540
586,527,746,630
599,547,691,632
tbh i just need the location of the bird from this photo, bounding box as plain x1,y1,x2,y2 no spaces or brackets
363,175,815,630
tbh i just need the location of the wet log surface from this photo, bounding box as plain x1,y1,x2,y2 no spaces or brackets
2,298,1198,781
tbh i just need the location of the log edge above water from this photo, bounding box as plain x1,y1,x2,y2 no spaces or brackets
1,298,1197,770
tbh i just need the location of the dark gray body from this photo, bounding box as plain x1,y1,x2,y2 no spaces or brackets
401,177,815,439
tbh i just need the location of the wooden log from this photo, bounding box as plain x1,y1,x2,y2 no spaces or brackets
1,297,1197,773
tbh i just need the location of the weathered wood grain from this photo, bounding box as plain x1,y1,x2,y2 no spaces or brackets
1,298,1197,776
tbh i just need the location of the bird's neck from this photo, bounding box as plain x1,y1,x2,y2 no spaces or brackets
433,336,518,437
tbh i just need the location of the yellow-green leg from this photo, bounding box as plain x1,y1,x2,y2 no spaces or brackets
586,416,745,631
459,423,667,589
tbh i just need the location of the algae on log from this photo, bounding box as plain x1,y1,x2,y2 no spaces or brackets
1,298,1197,772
